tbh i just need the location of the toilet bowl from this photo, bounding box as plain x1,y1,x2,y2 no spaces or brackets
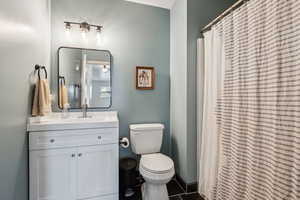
129,124,175,200
139,153,175,200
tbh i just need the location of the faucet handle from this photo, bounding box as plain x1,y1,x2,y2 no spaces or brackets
81,103,88,109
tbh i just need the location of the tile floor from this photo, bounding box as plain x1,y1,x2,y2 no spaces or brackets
120,179,204,200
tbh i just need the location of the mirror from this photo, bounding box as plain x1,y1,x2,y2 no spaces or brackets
58,47,112,109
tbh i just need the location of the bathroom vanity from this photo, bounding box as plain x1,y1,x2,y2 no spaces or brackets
27,112,119,200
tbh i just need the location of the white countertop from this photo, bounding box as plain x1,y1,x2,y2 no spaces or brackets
27,111,119,132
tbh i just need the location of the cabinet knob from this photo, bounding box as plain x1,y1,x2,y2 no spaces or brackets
98,136,102,140
50,139,55,143
78,153,82,157
71,154,75,157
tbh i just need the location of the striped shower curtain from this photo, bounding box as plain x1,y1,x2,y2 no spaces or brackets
201,0,300,199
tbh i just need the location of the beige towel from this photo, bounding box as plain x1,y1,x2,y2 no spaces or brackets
32,79,52,116
59,84,69,109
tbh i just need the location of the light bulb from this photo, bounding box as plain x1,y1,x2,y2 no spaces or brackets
82,31,87,40
65,28,70,37
65,22,71,30
96,32,101,45
64,22,72,41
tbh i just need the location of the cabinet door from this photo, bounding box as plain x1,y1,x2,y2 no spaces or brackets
30,148,77,200
76,144,118,199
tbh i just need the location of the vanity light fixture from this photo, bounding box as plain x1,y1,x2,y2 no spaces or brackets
96,26,102,33
80,22,90,32
64,21,103,34
65,22,71,30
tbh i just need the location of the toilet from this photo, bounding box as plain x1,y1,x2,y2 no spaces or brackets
130,124,175,200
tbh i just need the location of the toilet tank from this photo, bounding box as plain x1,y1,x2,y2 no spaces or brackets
130,123,164,155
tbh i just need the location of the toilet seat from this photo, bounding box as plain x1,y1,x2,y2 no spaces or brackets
140,153,174,174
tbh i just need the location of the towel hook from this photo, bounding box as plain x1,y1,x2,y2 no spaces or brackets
59,76,66,85
34,64,48,80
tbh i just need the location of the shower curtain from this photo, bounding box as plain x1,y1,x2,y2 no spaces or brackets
199,0,300,199
198,27,226,200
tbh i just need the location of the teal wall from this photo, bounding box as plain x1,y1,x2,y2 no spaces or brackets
171,0,237,184
186,0,237,183
51,0,171,157
0,0,50,199
170,0,188,185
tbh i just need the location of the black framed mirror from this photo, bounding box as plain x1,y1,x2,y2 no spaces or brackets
58,47,112,109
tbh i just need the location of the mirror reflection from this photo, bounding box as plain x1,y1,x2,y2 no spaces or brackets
58,47,112,109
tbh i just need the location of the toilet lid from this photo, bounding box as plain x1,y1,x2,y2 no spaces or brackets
140,153,174,174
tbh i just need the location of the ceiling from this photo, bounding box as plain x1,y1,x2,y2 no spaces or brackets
124,0,175,9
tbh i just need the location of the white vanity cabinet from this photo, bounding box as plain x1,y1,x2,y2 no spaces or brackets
27,112,119,200
76,144,118,199
30,147,77,200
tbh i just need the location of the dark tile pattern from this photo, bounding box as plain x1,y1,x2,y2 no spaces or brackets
120,185,142,200
170,195,183,200
175,174,187,191
167,180,185,196
175,175,198,193
186,183,198,193
181,193,204,200
120,178,203,200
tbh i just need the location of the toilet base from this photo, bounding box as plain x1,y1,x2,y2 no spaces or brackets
141,182,169,200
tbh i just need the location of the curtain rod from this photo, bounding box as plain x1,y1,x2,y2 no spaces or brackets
201,0,248,33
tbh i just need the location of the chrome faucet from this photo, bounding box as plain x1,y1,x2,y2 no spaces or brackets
82,103,88,118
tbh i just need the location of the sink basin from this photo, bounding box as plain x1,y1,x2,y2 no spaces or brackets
27,111,119,132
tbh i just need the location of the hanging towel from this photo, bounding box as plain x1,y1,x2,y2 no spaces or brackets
32,79,52,116
59,83,69,109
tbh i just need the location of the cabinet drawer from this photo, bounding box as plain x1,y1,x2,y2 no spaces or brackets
29,128,118,150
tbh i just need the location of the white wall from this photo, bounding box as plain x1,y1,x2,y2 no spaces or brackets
0,0,50,199
170,0,188,181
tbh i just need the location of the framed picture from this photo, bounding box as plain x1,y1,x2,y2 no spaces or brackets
136,66,155,90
